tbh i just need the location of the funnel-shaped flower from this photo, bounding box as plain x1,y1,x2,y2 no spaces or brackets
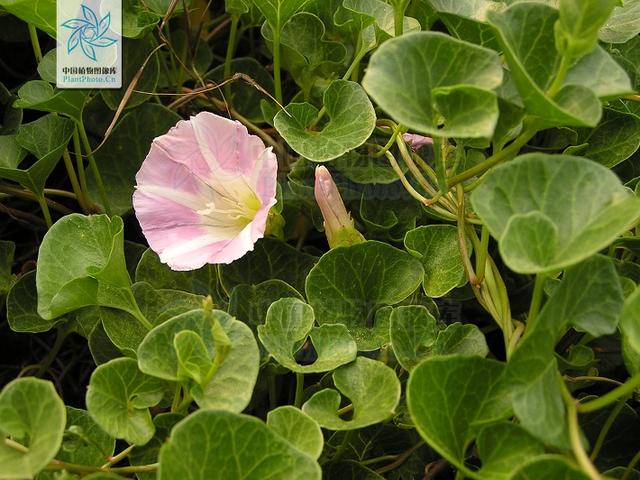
314,166,365,248
133,112,278,271
403,133,433,151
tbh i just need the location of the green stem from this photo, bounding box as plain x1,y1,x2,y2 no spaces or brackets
590,396,628,461
28,24,43,63
46,460,158,474
102,444,136,468
547,51,573,99
36,193,53,228
35,326,69,377
77,121,112,215
61,149,90,212
72,128,89,199
447,122,539,187
361,454,399,466
332,431,353,462
622,450,640,480
432,136,448,192
272,28,283,104
223,15,240,103
577,372,640,414
475,225,490,284
393,2,405,37
526,273,547,331
294,372,304,408
561,382,603,480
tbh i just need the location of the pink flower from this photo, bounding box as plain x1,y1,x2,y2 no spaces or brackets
402,133,433,151
133,112,278,271
314,166,364,248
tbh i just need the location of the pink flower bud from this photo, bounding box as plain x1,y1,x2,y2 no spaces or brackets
314,166,364,248
402,133,433,151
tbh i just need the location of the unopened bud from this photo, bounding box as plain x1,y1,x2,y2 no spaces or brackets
314,166,365,248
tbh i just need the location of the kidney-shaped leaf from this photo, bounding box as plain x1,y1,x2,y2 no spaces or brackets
258,298,357,373
0,378,65,479
510,456,590,480
470,153,640,273
0,0,56,37
86,358,166,446
36,214,139,320
13,80,87,122
267,406,324,460
305,241,423,341
362,31,502,138
404,225,469,297
137,308,259,412
389,305,438,371
274,80,376,162
407,355,511,472
302,357,401,430
158,409,321,480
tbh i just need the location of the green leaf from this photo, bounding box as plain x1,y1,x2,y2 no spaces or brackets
302,357,401,430
332,150,402,184
362,31,502,138
252,0,311,31
506,255,623,448
273,80,376,162
599,0,640,43
575,108,640,168
101,38,160,111
557,0,617,59
137,308,259,412
135,248,220,298
0,378,66,478
174,330,213,385
407,355,511,472
100,282,203,356
56,407,115,469
0,135,26,170
228,279,303,329
89,104,180,215
305,241,423,344
258,298,357,373
37,48,56,83
36,214,140,320
0,240,15,295
404,225,469,297
426,0,500,49
389,305,438,371
86,358,166,445
88,322,122,366
220,237,317,294
621,286,640,365
510,456,590,480
267,406,324,460
8,271,60,333
476,423,545,480
128,413,183,480
158,410,321,479
433,322,489,357
470,153,640,273
122,1,161,39
13,81,87,122
0,0,56,36
1,114,75,194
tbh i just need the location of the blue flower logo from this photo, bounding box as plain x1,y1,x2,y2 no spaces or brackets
61,5,117,61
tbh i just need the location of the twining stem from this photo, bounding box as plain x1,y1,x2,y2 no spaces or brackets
35,326,69,377
475,225,490,284
294,372,304,408
447,122,540,187
77,120,112,215
397,135,437,197
223,15,241,103
590,396,628,461
456,185,477,286
27,24,43,63
561,382,603,480
577,372,640,414
432,136,448,193
526,273,547,331
272,28,283,104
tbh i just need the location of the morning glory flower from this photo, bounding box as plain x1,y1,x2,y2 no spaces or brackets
403,133,433,151
133,112,278,271
314,166,364,249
